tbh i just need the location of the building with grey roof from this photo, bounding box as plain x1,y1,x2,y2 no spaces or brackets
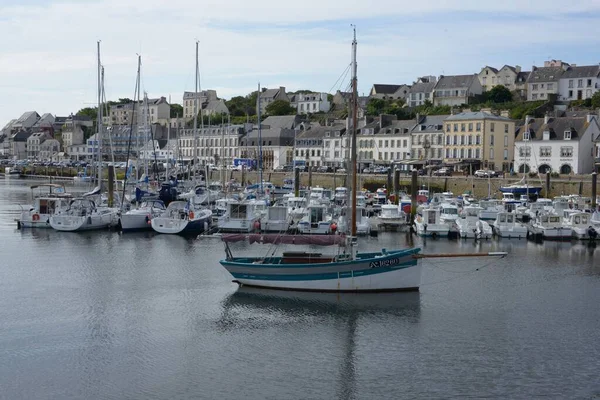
478,65,530,98
410,114,450,162
183,90,218,120
558,65,600,102
258,87,290,115
514,113,600,174
369,84,411,101
408,76,436,107
526,66,566,101
433,74,482,107
12,111,40,131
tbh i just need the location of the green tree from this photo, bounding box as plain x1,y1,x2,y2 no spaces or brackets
265,99,295,116
591,91,600,108
76,107,98,120
169,103,183,118
366,98,386,116
486,85,512,103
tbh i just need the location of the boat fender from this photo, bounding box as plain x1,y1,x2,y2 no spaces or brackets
189,211,194,220
431,232,437,239
32,214,40,221
146,215,151,224
589,227,598,239
87,216,92,225
330,222,337,234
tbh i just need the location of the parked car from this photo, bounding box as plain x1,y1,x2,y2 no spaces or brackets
433,168,452,176
274,165,286,172
474,169,496,178
317,165,332,173
336,168,347,174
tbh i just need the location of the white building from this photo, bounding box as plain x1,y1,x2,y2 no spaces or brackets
557,65,600,102
433,74,482,106
178,124,245,165
293,92,331,114
67,144,88,160
138,139,178,163
407,76,436,107
182,90,218,120
27,131,52,159
321,122,349,168
139,96,171,125
514,113,600,175
40,139,60,161
410,115,448,162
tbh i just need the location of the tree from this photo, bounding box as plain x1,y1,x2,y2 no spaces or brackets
170,103,183,118
265,100,295,116
591,91,600,108
486,85,512,103
366,98,386,116
76,107,98,120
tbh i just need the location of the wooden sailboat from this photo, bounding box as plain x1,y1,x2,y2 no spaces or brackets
217,28,507,292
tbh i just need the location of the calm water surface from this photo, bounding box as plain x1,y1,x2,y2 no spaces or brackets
1,179,599,399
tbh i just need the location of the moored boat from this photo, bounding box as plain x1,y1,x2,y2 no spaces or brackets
150,200,212,235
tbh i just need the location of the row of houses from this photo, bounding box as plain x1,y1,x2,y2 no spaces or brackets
370,60,600,107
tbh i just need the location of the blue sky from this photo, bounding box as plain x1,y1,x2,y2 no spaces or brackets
1,0,600,126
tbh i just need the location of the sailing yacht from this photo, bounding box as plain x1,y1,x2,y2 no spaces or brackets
119,199,166,232
17,184,72,229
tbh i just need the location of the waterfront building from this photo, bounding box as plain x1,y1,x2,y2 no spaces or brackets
557,65,600,102
410,114,448,164
514,112,600,175
27,131,52,160
407,76,436,107
39,139,61,161
443,111,515,172
526,60,570,101
182,90,218,120
179,124,245,166
321,121,348,168
62,115,93,150
290,92,331,114
259,87,289,114
369,84,411,101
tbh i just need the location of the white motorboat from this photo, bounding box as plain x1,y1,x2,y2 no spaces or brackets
337,207,370,235
414,207,449,238
286,196,308,221
528,214,572,240
493,212,528,239
119,199,166,232
17,184,72,229
151,200,212,235
378,203,407,229
456,206,492,239
334,187,348,205
478,199,504,221
308,186,330,206
218,199,262,233
50,198,117,232
297,204,332,235
440,202,460,236
563,212,598,240
262,206,290,233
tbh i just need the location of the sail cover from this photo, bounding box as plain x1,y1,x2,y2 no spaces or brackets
222,234,345,246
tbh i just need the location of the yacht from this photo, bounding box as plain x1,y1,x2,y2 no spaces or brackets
50,197,117,231
262,206,291,233
308,186,330,206
478,199,504,221
413,207,449,238
493,212,528,239
151,200,212,235
334,187,348,205
217,199,262,233
440,202,460,236
286,196,308,221
528,214,572,240
456,206,492,239
378,203,407,229
119,200,166,232
17,184,72,229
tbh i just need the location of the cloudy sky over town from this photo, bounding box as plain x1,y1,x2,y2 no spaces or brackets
1,0,600,125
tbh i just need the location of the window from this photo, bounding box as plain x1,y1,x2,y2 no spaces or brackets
453,124,458,132
504,135,508,146
569,90,573,98
519,147,531,157
587,79,592,87
468,135,473,145
489,148,494,159
476,122,481,131
403,139,407,147
490,123,495,132
578,79,583,88
379,140,382,147
468,123,473,132
460,148,465,158
476,148,480,159
490,135,494,145
547,83,553,90
560,146,573,157
564,130,571,140
540,147,551,157
569,80,573,88
468,148,472,158
453,135,458,145
461,123,466,132
532,94,538,100
453,148,458,158
532,84,538,91
476,135,481,145
446,136,450,145
446,124,450,132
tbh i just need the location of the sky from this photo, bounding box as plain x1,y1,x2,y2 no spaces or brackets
1,0,600,126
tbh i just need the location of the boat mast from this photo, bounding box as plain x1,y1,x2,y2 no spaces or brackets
96,40,103,190
192,41,199,183
166,95,171,180
257,82,263,194
135,55,141,183
350,26,358,237
525,115,529,200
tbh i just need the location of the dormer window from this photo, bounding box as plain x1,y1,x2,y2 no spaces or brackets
542,130,550,140
523,131,530,141
564,130,571,140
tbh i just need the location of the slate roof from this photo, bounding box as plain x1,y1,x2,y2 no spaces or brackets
372,84,402,95
561,65,600,79
11,130,33,141
517,71,531,82
260,88,281,99
379,120,415,135
514,116,592,141
481,66,499,73
527,67,564,83
240,115,300,146
409,81,436,94
411,115,450,133
434,74,477,90
446,111,512,122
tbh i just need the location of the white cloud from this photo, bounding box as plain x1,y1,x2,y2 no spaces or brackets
1,0,600,125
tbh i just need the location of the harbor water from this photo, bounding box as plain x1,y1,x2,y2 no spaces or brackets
1,179,599,399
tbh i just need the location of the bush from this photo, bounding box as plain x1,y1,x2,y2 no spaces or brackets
528,172,537,178
550,172,560,178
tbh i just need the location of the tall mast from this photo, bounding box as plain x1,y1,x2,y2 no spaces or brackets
96,40,103,190
166,95,171,179
257,82,263,194
192,41,199,183
525,115,529,199
135,55,141,182
350,26,358,237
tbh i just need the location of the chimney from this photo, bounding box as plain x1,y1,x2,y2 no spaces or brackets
515,65,521,73
416,113,420,124
500,110,509,118
587,114,595,124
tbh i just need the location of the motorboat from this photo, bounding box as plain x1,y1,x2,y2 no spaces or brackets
478,199,504,221
337,207,370,236
262,206,291,233
217,199,262,233
563,212,598,240
17,184,72,229
297,204,332,235
151,200,212,235
413,207,449,238
528,213,572,240
499,176,542,196
50,197,117,231
308,186,330,206
119,199,166,232
493,212,528,239
378,203,407,229
286,196,308,221
334,187,348,205
456,206,492,239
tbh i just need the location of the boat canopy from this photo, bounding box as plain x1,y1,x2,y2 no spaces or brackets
222,233,345,246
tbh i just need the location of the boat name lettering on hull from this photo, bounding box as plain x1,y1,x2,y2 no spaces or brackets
370,257,400,268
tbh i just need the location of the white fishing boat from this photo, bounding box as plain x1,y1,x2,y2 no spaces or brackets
151,200,212,235
456,206,492,239
414,207,449,238
50,197,117,231
218,199,262,233
217,29,506,293
563,212,598,240
528,214,572,240
493,212,528,239
297,204,332,235
308,186,330,206
478,199,504,221
119,199,166,232
285,196,308,221
378,203,408,229
17,184,72,229
334,187,348,205
337,207,370,236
